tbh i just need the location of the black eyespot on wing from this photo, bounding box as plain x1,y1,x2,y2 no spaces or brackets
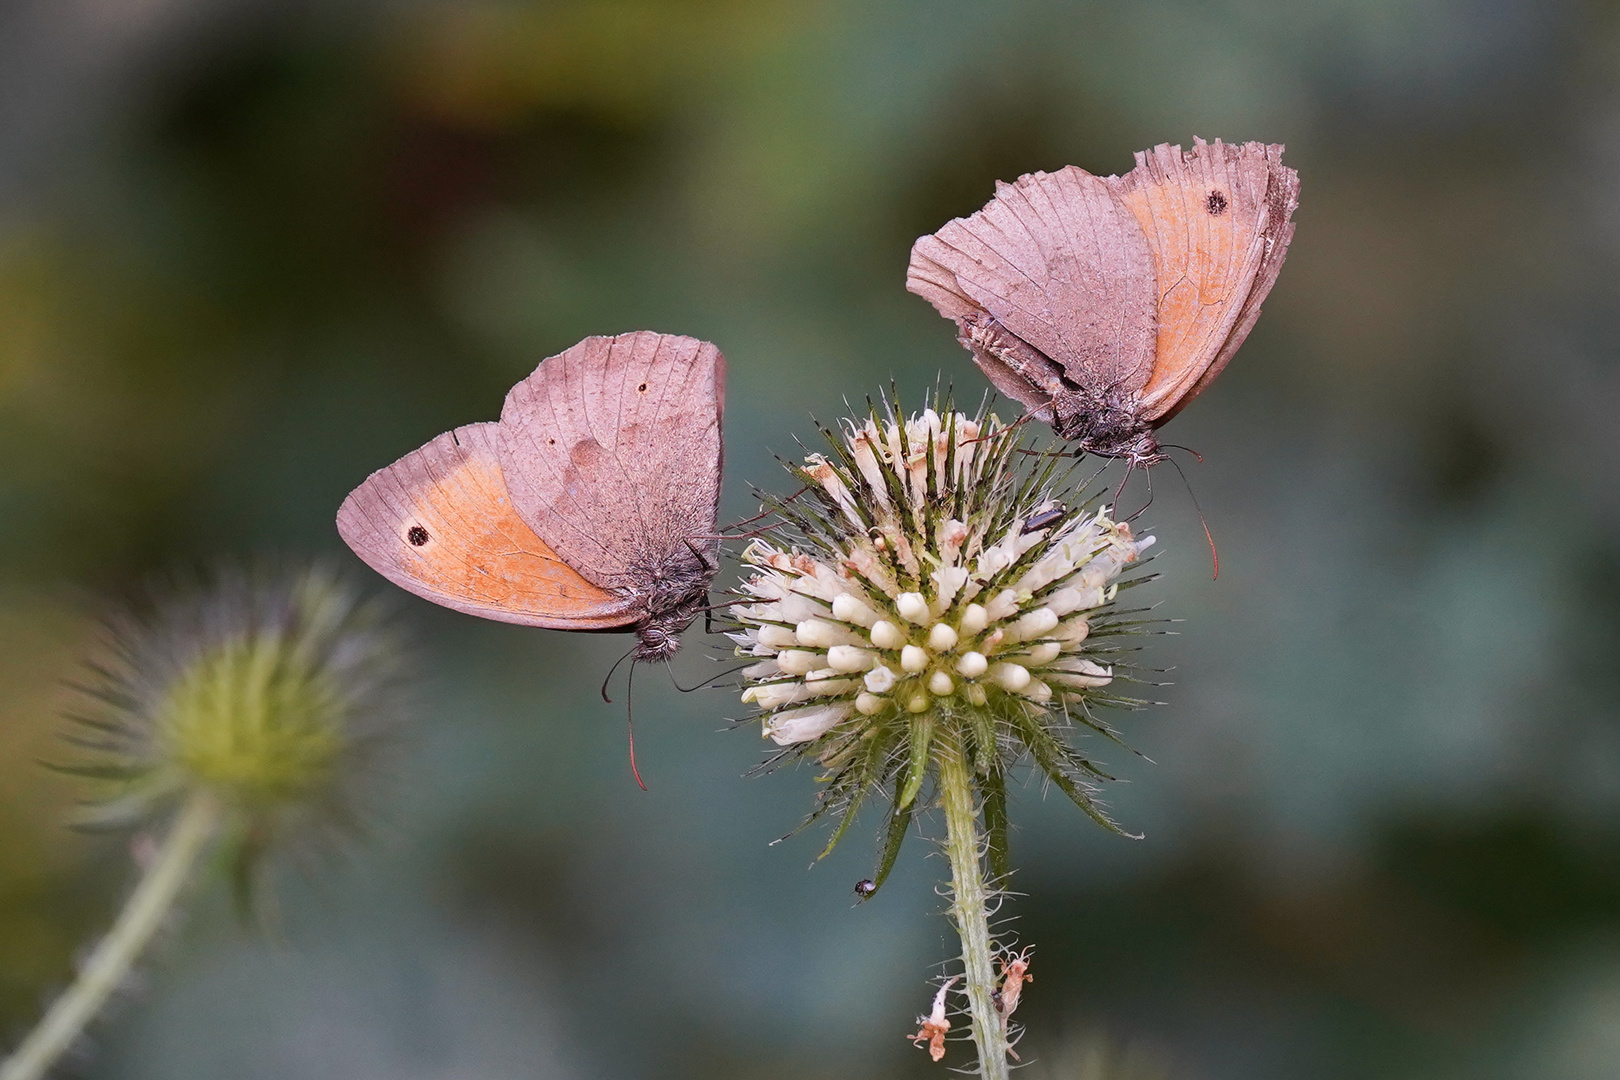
407,525,430,546
637,382,648,392
1206,190,1228,215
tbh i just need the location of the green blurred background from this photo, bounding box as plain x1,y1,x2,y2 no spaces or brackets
2,1,1618,1077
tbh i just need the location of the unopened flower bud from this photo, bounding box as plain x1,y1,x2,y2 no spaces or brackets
827,645,876,672
870,620,906,649
955,651,988,678
991,662,1031,692
896,592,931,625
832,593,879,627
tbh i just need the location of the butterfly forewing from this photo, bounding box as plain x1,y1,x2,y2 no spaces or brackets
1180,144,1299,420
336,422,642,628
498,332,725,592
1108,139,1299,423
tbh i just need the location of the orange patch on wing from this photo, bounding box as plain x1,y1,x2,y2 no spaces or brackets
1110,149,1266,414
406,450,628,621
338,422,639,629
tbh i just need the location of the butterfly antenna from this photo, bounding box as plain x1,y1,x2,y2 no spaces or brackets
1164,452,1219,580
694,522,786,542
626,660,648,790
601,643,636,704
1159,443,1205,464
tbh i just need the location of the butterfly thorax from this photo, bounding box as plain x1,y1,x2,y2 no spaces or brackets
1048,388,1167,466
631,552,714,661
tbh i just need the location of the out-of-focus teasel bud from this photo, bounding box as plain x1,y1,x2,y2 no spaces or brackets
0,566,409,1080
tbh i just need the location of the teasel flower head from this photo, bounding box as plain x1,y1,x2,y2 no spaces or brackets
59,565,409,887
730,393,1157,891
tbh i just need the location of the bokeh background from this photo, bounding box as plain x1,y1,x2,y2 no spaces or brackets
2,1,1619,1077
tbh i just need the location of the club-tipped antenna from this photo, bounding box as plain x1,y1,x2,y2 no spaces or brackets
626,660,647,790
1159,443,1205,464
1163,452,1218,579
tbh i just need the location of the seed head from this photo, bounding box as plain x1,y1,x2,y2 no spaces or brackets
59,566,409,874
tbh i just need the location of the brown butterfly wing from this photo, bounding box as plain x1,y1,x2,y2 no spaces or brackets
908,165,1158,398
497,332,724,593
336,422,641,628
1108,139,1300,424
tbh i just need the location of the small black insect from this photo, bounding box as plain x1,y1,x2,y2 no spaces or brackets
1021,505,1066,534
853,878,877,900
406,525,430,547
992,989,1004,1013
1206,189,1228,215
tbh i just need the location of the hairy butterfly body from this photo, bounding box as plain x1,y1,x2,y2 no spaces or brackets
337,331,724,661
908,138,1299,464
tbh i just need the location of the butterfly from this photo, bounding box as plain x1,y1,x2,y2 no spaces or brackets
337,331,725,663
907,138,1300,465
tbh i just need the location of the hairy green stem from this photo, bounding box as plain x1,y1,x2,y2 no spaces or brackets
935,719,1010,1078
1,790,220,1080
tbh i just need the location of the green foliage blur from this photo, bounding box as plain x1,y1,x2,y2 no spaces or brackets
1,1,1617,1077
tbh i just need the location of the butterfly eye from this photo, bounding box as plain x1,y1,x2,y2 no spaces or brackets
406,525,430,547
1205,190,1228,215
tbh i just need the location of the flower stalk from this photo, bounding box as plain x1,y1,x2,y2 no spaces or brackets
0,791,220,1080
935,720,1011,1078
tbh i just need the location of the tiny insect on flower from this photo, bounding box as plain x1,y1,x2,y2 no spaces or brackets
910,975,959,1062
